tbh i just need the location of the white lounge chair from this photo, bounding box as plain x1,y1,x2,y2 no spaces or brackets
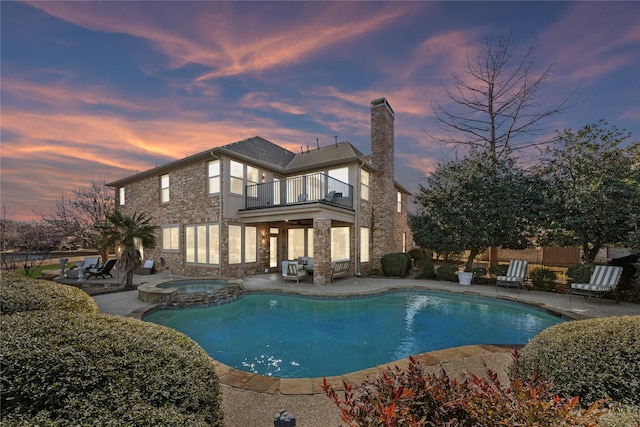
570,265,623,301
496,260,528,290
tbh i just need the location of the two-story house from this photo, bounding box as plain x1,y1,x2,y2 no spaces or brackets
107,97,413,285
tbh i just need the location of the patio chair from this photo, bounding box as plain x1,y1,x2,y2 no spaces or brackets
283,262,308,284
570,265,623,302
496,260,528,291
86,258,117,279
135,259,155,275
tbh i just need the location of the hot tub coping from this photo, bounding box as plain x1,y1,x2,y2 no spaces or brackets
138,277,243,303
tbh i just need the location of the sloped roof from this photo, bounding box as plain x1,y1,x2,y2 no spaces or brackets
220,136,295,169
285,142,370,173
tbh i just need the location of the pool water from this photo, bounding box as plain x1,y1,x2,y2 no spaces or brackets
143,291,564,378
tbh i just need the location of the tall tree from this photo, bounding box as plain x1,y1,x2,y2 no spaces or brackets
42,179,114,263
411,152,541,268
104,211,158,290
432,32,574,157
535,120,640,263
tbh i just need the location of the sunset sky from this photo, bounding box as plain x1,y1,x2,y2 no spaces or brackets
2,1,639,221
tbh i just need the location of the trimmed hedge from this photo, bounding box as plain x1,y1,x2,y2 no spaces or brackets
516,315,640,407
381,252,411,277
415,259,436,279
436,264,458,282
1,311,223,426
1,272,98,315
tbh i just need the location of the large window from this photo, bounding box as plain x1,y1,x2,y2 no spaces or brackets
229,225,242,264
160,174,170,203
162,225,180,251
331,226,350,261
208,160,220,194
230,160,244,195
287,228,306,259
245,226,257,263
185,224,219,265
360,227,369,262
118,187,125,205
360,169,369,201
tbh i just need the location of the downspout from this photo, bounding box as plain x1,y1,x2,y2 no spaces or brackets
355,161,364,276
210,151,223,278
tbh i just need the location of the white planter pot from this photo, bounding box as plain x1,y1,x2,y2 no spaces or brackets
458,272,473,286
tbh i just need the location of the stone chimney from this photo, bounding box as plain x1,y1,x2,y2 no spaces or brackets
370,97,395,269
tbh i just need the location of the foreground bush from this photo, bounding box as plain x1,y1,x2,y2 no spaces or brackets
1,311,223,426
0,272,98,315
517,316,640,407
381,252,411,277
323,354,605,426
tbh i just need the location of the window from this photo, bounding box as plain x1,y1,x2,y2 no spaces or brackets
402,232,407,253
230,160,244,195
245,226,257,263
328,167,349,194
118,187,125,205
162,225,179,251
229,225,242,264
397,191,402,213
307,228,314,258
287,228,305,259
360,169,369,201
161,174,170,203
331,226,350,261
185,224,219,265
247,166,259,198
360,227,370,262
208,160,220,194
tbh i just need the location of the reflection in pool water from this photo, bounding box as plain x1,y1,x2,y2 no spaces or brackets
143,291,564,378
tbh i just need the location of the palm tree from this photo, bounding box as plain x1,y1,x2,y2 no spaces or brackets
105,211,158,290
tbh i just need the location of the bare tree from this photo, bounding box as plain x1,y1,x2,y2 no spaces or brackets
1,208,55,277
41,179,115,263
432,32,575,158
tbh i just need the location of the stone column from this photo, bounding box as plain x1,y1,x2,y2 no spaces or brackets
313,218,331,286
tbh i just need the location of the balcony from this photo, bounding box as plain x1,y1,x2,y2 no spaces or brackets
244,173,353,210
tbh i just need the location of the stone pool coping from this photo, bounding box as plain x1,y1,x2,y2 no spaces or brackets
131,281,573,395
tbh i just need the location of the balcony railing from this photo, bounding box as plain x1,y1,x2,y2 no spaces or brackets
244,173,353,210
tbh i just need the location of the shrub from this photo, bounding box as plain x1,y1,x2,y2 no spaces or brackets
567,264,595,284
466,267,487,283
1,272,98,315
381,252,411,277
407,248,426,264
415,260,436,279
323,354,606,426
489,263,509,278
530,267,558,291
1,311,223,426
435,264,458,282
516,315,640,407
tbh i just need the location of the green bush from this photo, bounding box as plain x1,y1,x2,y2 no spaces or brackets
1,272,98,315
530,267,558,291
407,248,426,264
436,264,459,282
1,311,223,426
381,252,411,277
415,259,436,279
489,264,509,278
516,316,640,407
567,263,595,284
466,267,487,283
323,355,605,426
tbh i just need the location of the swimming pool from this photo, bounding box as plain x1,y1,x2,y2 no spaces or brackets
143,291,564,378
